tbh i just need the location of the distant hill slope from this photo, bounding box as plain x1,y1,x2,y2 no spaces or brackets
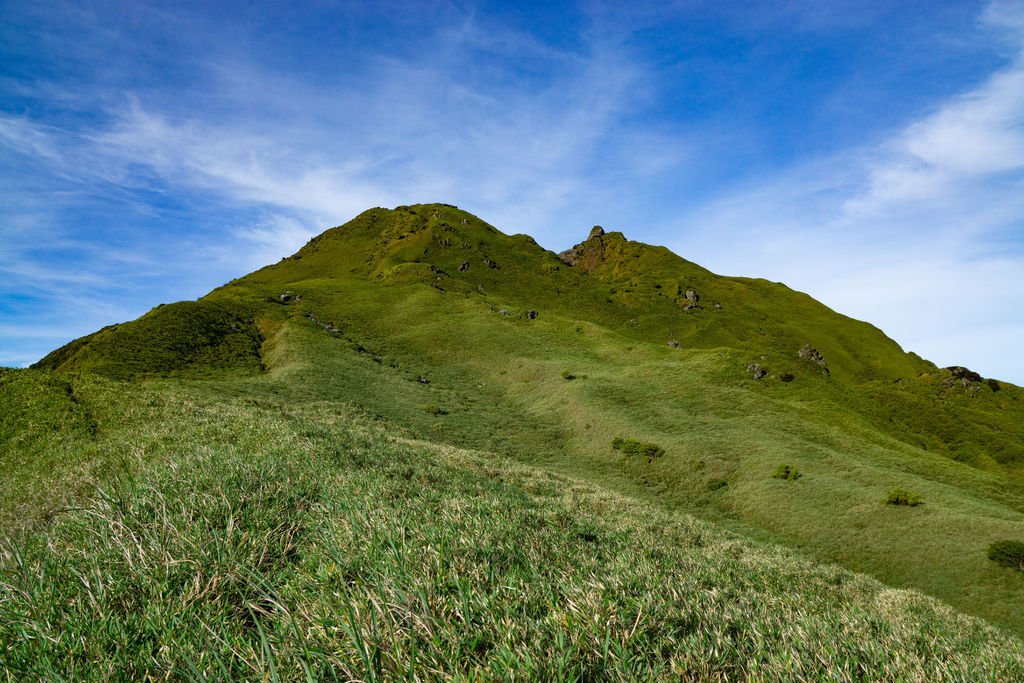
30,203,1024,634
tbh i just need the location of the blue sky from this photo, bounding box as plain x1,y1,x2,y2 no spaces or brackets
2,0,1023,383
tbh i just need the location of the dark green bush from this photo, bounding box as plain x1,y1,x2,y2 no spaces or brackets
772,464,801,481
885,488,922,507
780,373,795,383
987,540,1024,570
611,437,665,461
707,478,728,491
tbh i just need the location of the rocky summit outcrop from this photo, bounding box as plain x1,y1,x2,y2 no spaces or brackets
557,226,608,269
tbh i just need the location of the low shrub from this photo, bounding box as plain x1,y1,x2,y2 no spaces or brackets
780,373,795,383
707,478,728,491
612,437,665,461
423,404,448,416
772,464,801,481
885,488,923,507
561,369,576,380
987,540,1024,570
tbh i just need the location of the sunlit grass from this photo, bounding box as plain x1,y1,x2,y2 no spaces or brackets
3,386,1023,680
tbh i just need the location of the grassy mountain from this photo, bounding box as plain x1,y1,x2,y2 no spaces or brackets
5,203,1024,677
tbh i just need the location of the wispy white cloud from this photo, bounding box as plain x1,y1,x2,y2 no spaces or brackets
673,5,1024,382
3,12,657,259
1,3,664,366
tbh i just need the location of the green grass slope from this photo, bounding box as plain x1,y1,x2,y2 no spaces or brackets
34,299,265,379
17,203,1024,640
3,373,1023,680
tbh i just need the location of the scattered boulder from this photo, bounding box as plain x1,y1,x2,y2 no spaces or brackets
526,310,539,320
483,259,498,269
499,309,509,316
667,340,681,349
684,289,699,303
274,291,301,304
305,312,341,334
713,302,722,310
461,242,472,249
418,376,431,385
747,363,767,380
557,247,580,266
460,218,469,225
459,261,470,272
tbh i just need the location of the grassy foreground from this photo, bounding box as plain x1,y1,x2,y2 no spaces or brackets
2,371,1023,680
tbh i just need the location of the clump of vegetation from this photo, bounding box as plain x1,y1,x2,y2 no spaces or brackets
612,437,665,461
707,478,729,491
423,404,448,415
561,369,576,380
780,373,795,382
988,378,1001,392
772,464,801,481
886,488,923,507
987,540,1024,571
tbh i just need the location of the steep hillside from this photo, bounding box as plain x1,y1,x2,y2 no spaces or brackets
27,203,1024,635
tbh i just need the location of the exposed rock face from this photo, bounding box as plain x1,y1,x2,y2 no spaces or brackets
799,345,828,373
684,289,699,302
948,366,983,383
557,226,609,268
